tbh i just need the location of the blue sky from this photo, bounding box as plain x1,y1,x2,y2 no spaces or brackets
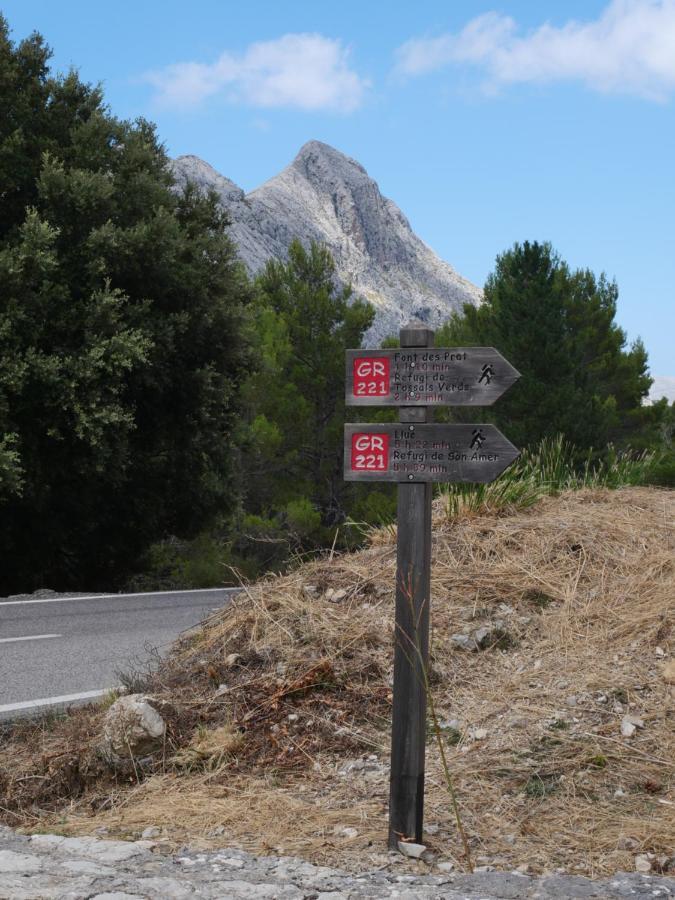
3,0,674,375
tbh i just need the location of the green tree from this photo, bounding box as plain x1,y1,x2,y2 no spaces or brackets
238,240,375,565
0,17,251,591
436,241,653,451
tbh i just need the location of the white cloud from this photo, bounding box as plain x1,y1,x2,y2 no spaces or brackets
395,1,675,100
145,33,368,113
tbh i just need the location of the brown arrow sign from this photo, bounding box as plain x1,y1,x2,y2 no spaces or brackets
344,423,520,483
345,347,520,407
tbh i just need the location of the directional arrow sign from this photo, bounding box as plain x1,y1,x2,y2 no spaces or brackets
344,423,520,483
345,347,520,407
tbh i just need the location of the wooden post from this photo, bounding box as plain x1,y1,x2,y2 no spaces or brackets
388,322,434,848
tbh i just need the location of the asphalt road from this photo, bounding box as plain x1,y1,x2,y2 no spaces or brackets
0,588,237,718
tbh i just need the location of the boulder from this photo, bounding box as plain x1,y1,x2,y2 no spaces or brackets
101,694,166,767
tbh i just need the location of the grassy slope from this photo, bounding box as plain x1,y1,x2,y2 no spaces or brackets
1,486,673,875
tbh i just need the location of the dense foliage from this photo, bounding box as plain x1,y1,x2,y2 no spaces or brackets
436,241,662,454
233,240,386,571
0,18,250,591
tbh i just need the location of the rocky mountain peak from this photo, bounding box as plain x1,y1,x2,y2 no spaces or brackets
290,139,369,181
173,154,244,204
170,143,481,343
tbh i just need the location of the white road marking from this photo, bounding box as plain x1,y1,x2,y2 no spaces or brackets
0,633,62,644
0,689,109,714
0,587,237,607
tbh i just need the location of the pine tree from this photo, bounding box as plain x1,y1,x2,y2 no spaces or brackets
436,241,653,451
239,240,374,566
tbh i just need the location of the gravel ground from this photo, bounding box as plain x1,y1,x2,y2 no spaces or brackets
0,827,673,899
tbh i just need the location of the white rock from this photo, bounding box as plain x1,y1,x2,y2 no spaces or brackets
339,827,359,839
101,694,166,764
0,849,43,873
621,718,637,737
398,841,427,859
655,646,665,657
634,853,653,873
437,861,455,873
621,714,645,737
472,727,488,740
141,826,161,839
423,823,439,835
60,858,117,876
450,633,474,651
90,894,147,900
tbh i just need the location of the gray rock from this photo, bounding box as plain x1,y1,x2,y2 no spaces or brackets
170,142,481,346
101,694,166,765
1,826,674,899
0,849,43,873
397,841,426,859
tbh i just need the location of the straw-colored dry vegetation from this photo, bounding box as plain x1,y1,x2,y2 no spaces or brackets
1,486,673,877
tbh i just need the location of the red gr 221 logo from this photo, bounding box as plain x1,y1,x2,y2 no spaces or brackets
351,433,389,471
353,356,390,397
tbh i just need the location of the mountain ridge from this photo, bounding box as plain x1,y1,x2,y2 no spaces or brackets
170,141,482,343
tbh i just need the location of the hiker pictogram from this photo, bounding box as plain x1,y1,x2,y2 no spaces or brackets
478,363,495,385
470,428,486,450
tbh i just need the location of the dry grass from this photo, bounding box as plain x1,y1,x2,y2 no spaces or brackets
1,486,673,876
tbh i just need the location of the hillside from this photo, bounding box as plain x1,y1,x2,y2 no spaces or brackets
1,487,673,877
170,142,482,344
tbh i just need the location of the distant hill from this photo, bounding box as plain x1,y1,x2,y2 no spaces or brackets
170,141,482,345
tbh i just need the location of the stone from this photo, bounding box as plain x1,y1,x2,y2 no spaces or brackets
225,653,242,667
60,858,117,876
450,633,474,651
141,826,161,839
472,727,488,740
634,853,654,873
101,694,166,765
397,841,426,859
423,823,439,835
91,894,147,900
0,849,43,873
136,877,194,899
50,836,148,863
437,861,455,873
621,714,644,737
338,827,359,839
329,588,348,603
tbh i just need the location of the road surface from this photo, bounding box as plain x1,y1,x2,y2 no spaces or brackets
0,588,237,718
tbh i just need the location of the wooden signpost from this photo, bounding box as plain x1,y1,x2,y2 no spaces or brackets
345,346,519,407
344,323,520,850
